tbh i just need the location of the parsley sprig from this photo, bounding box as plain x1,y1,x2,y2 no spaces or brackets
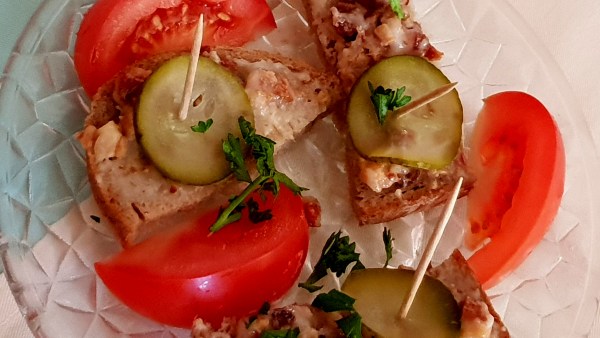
383,227,394,267
298,231,365,292
389,0,406,19
190,118,213,133
210,117,306,233
312,290,363,338
368,81,412,124
312,289,356,312
337,314,363,338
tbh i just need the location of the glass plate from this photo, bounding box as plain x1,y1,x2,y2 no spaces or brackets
1,0,598,337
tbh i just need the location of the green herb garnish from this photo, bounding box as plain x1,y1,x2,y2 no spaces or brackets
383,227,394,268
312,290,363,338
190,118,213,133
247,302,271,328
336,313,363,338
368,81,412,124
260,328,300,338
312,289,356,312
247,197,273,223
389,0,406,19
298,231,365,292
210,117,306,233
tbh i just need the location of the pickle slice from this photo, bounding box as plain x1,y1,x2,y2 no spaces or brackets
341,268,461,338
137,55,253,185
347,56,463,169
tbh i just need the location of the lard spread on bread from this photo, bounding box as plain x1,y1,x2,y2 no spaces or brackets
190,251,509,338
78,47,341,247
304,0,471,225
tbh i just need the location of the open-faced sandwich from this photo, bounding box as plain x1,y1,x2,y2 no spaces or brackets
304,0,471,224
77,47,341,247
191,231,510,338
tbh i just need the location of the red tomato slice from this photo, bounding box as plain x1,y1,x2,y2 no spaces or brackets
74,0,276,96
466,92,565,289
95,187,309,328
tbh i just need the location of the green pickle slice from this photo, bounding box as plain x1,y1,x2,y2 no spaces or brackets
137,55,253,185
341,268,461,338
348,56,463,169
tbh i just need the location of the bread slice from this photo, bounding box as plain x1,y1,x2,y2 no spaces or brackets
429,251,510,338
303,0,471,224
77,47,341,247
305,0,443,93
191,251,509,337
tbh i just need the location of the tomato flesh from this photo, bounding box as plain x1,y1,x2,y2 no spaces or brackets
466,92,565,289
95,187,309,328
74,0,276,96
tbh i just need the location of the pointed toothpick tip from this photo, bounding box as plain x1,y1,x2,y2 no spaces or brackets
393,81,458,119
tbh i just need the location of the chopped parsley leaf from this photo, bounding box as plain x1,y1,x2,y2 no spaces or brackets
312,290,363,338
190,118,214,133
389,0,406,19
312,289,356,312
368,81,412,124
210,117,306,233
222,133,251,183
298,231,365,292
247,197,273,223
383,227,394,267
336,313,363,338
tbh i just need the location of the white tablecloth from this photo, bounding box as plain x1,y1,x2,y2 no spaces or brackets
1,0,599,337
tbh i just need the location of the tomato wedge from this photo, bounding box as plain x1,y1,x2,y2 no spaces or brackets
95,187,309,328
466,92,565,289
74,0,276,96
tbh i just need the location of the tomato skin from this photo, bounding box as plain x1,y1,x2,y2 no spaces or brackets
74,0,276,96
466,92,565,289
95,187,309,328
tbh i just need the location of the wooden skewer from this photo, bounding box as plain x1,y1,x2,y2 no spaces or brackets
397,176,464,320
178,14,205,121
392,82,458,120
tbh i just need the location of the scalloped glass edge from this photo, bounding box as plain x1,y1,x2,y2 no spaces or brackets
0,0,598,337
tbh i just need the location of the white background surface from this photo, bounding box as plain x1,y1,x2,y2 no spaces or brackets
0,0,599,337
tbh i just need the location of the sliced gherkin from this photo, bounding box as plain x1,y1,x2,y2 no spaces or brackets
347,56,463,169
137,55,253,185
342,268,461,338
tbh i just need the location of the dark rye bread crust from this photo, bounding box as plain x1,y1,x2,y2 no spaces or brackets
79,47,341,247
430,251,510,337
303,0,472,225
347,146,471,225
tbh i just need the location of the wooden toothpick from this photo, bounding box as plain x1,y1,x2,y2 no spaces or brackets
397,176,464,320
392,82,458,120
178,14,205,121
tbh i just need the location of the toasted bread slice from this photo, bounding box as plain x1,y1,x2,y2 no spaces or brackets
191,251,509,337
78,47,341,247
303,0,471,225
